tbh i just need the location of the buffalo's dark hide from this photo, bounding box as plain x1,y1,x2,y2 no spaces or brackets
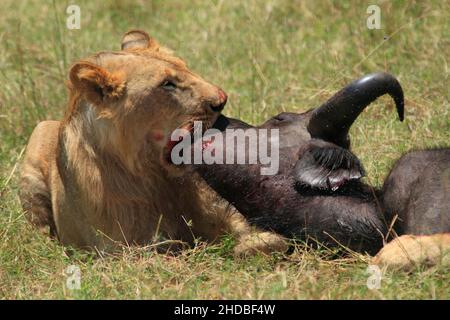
382,149,450,235
182,72,407,254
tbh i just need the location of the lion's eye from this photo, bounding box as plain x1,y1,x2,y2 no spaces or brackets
161,80,177,91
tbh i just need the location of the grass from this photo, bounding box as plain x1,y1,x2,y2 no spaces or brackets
0,0,449,299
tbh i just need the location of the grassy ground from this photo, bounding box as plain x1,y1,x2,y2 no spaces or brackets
0,0,449,299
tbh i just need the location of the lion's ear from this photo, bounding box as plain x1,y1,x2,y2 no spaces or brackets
121,29,159,50
69,61,126,106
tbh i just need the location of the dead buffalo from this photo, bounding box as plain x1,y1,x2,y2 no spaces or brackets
178,72,405,255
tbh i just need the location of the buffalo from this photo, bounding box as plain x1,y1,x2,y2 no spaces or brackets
179,72,449,258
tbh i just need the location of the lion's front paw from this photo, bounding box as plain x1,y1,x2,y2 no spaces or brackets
371,234,450,270
233,231,288,257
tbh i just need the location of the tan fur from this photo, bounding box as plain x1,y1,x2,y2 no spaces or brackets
19,30,287,255
372,234,450,270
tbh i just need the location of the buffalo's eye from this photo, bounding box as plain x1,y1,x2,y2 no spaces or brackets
161,80,177,91
273,113,290,122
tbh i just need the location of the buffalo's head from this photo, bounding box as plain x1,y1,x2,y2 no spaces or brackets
180,72,404,253
209,72,404,191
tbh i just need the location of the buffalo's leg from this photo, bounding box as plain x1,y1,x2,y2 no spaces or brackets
377,149,450,269
382,149,450,235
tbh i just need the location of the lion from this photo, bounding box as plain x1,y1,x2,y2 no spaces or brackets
19,30,287,255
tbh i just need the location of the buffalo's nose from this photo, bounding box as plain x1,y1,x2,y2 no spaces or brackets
210,88,227,112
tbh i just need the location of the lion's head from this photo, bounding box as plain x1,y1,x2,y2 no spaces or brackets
67,30,227,174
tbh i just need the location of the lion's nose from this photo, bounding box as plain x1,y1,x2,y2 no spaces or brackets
210,88,227,112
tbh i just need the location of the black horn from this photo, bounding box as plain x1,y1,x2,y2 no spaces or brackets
307,72,404,148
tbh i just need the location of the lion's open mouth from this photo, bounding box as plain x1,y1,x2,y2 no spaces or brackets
162,119,215,165
163,123,192,165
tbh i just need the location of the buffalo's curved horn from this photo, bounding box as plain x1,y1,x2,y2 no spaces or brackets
307,72,404,148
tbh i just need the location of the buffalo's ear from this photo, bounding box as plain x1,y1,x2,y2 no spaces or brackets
69,61,126,106
292,145,365,191
121,30,159,50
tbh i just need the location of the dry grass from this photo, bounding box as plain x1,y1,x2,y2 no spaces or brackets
0,0,449,299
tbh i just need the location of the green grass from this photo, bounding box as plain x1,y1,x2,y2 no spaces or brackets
0,0,449,299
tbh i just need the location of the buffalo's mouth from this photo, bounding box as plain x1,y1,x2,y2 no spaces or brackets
210,114,230,131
